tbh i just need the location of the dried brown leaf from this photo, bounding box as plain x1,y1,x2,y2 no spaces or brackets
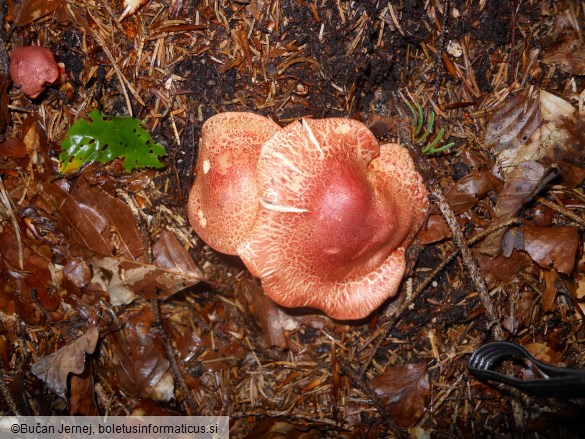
445,171,503,214
69,364,99,415
496,162,553,219
73,184,146,260
524,225,578,275
41,182,146,260
31,326,99,398
0,138,27,158
0,228,60,319
479,161,556,255
12,0,63,27
541,269,558,313
62,257,91,291
110,306,173,401
524,342,563,365
418,214,452,245
486,89,576,177
88,231,203,305
371,363,430,427
543,37,585,75
42,182,117,256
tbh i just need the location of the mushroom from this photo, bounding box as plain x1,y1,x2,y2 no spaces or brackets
9,46,60,98
187,112,280,254
237,118,428,320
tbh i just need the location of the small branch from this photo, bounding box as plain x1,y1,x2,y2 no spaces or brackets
537,197,585,228
152,301,198,415
358,216,517,378
0,360,20,415
406,143,505,341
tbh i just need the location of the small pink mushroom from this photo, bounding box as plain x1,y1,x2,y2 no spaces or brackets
9,46,60,98
187,112,280,254
237,118,428,320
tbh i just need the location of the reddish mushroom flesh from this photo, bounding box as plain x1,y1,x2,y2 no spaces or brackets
237,118,428,320
9,46,60,98
187,112,280,254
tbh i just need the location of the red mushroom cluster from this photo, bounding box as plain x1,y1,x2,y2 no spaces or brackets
188,113,429,320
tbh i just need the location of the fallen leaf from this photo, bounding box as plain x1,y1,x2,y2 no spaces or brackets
88,231,203,305
59,110,165,174
541,269,558,313
110,306,173,401
543,37,585,75
75,183,146,260
0,228,60,320
494,162,555,220
418,214,452,245
514,290,539,328
543,10,585,76
0,138,27,158
524,225,578,275
445,171,502,214
62,257,91,293
524,342,563,365
480,89,580,256
479,161,557,255
21,117,54,180
486,89,576,177
119,0,150,21
474,249,535,288
371,363,430,427
41,181,146,260
31,326,99,398
12,0,63,27
237,276,344,349
69,364,99,415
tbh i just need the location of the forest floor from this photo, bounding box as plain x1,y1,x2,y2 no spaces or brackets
1,0,585,437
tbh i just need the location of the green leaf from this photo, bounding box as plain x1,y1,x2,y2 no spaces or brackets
59,110,166,174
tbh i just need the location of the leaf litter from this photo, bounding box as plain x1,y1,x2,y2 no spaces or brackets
1,0,585,437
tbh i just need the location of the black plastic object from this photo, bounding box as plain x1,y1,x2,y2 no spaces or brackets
468,342,585,398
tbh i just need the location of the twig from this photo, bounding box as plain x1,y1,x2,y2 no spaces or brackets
230,410,342,428
407,143,505,342
358,217,518,378
537,197,585,228
152,301,198,415
0,359,20,415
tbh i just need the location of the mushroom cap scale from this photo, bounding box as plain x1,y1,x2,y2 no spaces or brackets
9,46,60,98
238,118,428,320
187,112,280,254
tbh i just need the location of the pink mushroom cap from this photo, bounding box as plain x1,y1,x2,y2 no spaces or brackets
237,118,429,320
187,112,280,254
9,46,60,98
